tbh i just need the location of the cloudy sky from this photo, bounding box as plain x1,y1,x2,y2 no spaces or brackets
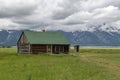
0,0,120,32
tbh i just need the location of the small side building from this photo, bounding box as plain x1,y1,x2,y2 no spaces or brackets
17,31,70,54
74,45,80,52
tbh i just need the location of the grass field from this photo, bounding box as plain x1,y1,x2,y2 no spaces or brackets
0,48,120,80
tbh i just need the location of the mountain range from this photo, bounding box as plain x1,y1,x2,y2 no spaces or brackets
0,24,120,46
0,30,22,46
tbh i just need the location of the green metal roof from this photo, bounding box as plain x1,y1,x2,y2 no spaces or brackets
24,31,70,45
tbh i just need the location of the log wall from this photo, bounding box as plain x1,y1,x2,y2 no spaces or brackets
31,44,47,53
17,33,30,53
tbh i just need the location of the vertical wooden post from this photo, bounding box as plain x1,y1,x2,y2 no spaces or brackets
59,46,60,54
17,43,19,53
51,45,52,54
68,45,70,53
55,46,56,53
63,46,64,53
47,45,48,53
29,44,31,54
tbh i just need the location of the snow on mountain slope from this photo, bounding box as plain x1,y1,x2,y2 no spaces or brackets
78,24,120,32
58,30,120,46
0,30,22,46
69,22,120,33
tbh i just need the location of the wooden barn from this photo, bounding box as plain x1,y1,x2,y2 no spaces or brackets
17,31,70,54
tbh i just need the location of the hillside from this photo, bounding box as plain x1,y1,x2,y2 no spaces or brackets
0,30,22,46
0,26,120,46
62,30,120,46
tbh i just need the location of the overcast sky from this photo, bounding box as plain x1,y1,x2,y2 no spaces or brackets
0,0,120,32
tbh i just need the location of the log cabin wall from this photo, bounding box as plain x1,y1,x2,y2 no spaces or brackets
18,33,30,53
30,44,69,54
52,45,69,54
31,44,47,53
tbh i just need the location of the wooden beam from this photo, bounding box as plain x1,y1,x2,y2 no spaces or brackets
51,45,52,54
63,46,64,53
59,46,60,53
29,44,31,54
46,45,48,53
17,43,19,53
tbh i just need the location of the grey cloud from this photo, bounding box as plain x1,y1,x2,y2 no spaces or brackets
51,0,80,20
0,0,120,32
80,0,120,11
0,3,38,18
12,18,40,25
64,21,84,25
52,10,75,20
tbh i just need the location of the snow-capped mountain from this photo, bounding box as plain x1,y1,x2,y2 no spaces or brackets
75,24,120,32
62,31,120,46
0,30,22,46
0,24,120,46
55,24,120,46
